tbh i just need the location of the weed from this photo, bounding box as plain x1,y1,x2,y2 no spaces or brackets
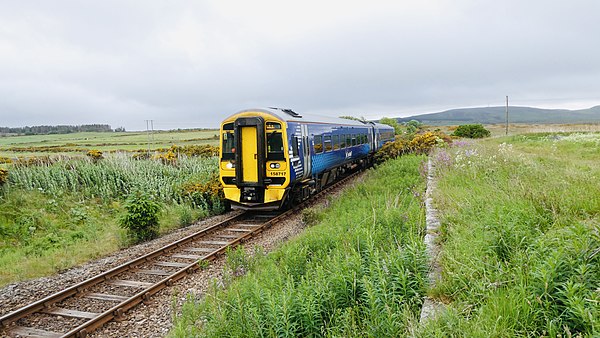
224,246,249,283
197,260,210,270
119,190,161,243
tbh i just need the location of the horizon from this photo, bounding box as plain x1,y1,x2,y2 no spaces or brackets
2,103,600,131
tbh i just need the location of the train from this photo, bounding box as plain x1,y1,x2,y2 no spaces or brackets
219,107,395,210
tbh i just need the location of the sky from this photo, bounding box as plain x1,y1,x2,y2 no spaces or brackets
1,0,600,130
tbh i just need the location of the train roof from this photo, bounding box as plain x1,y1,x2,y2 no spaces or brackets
371,122,395,130
227,107,371,127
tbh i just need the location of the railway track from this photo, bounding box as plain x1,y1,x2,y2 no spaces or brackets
0,171,360,338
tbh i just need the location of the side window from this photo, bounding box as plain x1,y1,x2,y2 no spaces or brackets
292,136,299,157
346,135,352,148
314,135,323,154
332,135,340,150
340,134,346,148
324,135,332,152
352,134,357,146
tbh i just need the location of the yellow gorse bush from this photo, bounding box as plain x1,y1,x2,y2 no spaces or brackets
180,174,224,209
86,149,104,161
375,131,451,164
409,131,444,154
0,168,8,185
152,150,177,164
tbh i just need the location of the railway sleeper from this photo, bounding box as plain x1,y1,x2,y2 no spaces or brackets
9,325,62,338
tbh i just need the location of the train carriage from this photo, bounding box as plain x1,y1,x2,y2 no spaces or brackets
219,107,394,210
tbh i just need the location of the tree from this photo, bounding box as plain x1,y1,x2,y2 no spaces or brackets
379,117,401,135
405,120,423,134
339,115,367,123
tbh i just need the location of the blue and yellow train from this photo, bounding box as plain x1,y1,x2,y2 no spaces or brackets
219,107,395,210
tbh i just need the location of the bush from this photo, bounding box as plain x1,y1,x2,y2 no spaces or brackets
409,131,446,154
374,139,410,164
180,174,225,211
452,124,491,138
86,149,103,162
0,168,8,185
119,191,161,243
374,131,451,164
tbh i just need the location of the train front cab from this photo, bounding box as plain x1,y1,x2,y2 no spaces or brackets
219,112,290,210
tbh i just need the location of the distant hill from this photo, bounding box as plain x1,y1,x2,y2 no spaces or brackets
394,106,600,125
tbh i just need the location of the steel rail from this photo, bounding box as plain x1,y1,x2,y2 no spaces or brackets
1,170,361,337
0,212,247,335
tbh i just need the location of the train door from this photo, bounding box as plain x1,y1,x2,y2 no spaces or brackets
240,126,258,183
234,116,266,189
301,124,311,179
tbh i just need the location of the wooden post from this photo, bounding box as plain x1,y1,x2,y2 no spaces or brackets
505,96,509,136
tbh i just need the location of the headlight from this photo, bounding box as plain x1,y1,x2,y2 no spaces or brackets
226,161,235,169
269,163,280,169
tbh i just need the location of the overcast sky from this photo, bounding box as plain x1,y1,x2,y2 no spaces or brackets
1,1,599,130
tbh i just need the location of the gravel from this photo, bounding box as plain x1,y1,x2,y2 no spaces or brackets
0,174,364,338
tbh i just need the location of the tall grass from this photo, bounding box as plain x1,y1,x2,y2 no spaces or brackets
421,133,600,337
171,155,428,337
6,153,218,203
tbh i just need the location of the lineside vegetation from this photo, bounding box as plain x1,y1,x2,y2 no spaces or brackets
0,153,223,286
421,132,600,336
171,155,429,337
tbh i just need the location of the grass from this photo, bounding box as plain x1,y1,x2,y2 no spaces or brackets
0,130,219,158
170,155,429,337
433,122,600,138
420,132,600,337
0,154,221,286
6,154,219,203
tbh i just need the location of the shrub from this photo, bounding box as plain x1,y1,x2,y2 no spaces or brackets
180,174,225,211
86,149,103,162
410,132,440,154
375,131,451,164
0,168,7,183
374,139,410,164
159,145,219,158
452,124,491,138
0,168,8,185
119,191,161,243
152,150,177,165
0,156,12,164
405,119,424,134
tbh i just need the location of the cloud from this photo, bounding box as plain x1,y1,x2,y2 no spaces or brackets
1,0,599,129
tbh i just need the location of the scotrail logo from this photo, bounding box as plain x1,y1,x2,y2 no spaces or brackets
345,150,352,159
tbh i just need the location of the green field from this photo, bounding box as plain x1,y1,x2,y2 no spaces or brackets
422,132,600,336
0,129,219,158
